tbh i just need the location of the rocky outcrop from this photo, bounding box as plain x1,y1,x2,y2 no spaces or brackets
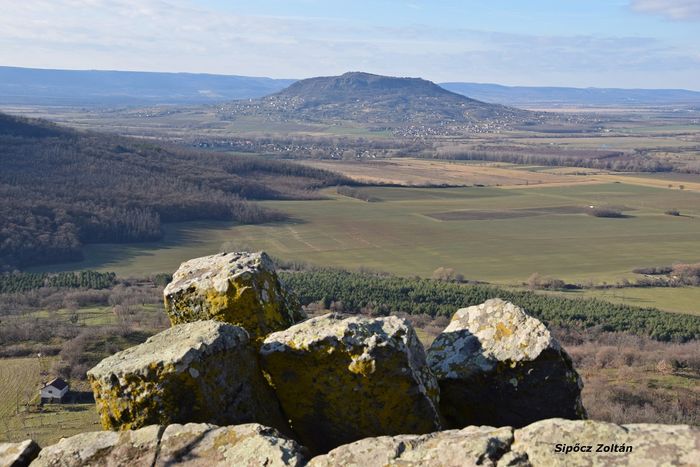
508,418,700,467
259,313,442,453
31,425,161,467
87,320,287,432
0,440,40,467
30,423,307,467
427,299,585,429
22,419,700,466
163,252,305,340
308,425,515,467
156,423,308,466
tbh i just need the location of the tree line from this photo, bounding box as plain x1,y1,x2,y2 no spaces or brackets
0,271,116,294
280,270,700,342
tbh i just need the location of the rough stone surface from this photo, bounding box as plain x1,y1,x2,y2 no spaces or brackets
156,423,308,466
308,425,515,467
30,423,307,467
260,313,442,454
510,418,700,467
163,251,305,340
31,425,161,467
0,440,40,467
87,320,287,432
427,299,585,428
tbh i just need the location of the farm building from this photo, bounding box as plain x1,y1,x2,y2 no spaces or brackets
40,378,69,403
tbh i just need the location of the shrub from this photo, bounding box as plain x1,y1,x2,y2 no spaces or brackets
588,208,625,218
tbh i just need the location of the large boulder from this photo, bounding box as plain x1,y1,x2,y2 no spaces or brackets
87,320,287,432
427,299,584,429
0,440,40,467
259,313,442,453
31,425,161,467
31,423,308,467
308,426,514,467
508,418,700,466
156,423,308,466
163,252,305,340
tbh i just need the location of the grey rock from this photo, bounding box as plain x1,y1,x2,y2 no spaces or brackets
87,320,287,433
260,313,442,453
30,423,307,467
31,425,160,467
156,423,308,466
509,418,700,466
427,299,585,428
0,440,40,467
163,251,305,340
308,425,514,467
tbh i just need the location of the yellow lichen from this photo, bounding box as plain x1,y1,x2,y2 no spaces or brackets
494,322,513,341
261,341,440,454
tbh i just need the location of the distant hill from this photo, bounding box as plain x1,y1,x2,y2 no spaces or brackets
440,82,700,107
0,66,295,106
0,112,345,269
225,72,527,126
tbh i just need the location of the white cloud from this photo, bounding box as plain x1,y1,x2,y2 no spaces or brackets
0,0,698,88
631,0,700,20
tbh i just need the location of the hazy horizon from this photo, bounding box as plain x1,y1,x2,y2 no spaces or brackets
1,1,699,90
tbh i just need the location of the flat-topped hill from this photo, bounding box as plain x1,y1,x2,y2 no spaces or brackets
224,72,528,126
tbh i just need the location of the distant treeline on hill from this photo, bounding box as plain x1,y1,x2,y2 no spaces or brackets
281,270,700,342
0,271,116,294
0,112,347,270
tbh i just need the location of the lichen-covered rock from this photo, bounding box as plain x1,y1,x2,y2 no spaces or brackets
308,425,514,467
509,418,700,466
0,440,40,467
163,252,305,340
260,313,442,454
31,425,161,467
156,423,308,466
30,423,307,467
427,299,584,428
87,320,288,432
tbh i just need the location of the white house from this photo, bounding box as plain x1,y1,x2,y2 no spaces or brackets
40,378,69,403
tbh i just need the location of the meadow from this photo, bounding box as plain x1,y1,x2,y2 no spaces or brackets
0,357,99,445
32,181,700,315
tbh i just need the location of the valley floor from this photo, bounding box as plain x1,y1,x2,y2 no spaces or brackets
31,181,700,315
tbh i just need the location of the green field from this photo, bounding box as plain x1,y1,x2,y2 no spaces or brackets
0,357,100,445
551,287,700,316
33,182,700,313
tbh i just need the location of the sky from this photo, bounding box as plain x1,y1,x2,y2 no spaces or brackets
1,0,699,89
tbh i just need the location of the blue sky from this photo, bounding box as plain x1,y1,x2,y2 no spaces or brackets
1,0,699,89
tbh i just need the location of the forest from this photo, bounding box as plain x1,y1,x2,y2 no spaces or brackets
0,113,348,270
280,270,700,342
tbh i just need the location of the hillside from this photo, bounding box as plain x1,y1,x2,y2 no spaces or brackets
220,72,530,128
0,113,346,270
0,66,295,106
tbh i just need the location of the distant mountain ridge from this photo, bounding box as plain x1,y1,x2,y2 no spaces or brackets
0,66,295,106
2,66,698,108
440,82,700,107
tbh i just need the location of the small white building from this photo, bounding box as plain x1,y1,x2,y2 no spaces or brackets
40,378,69,403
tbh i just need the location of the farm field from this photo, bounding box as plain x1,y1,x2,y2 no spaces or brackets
301,158,700,192
0,357,99,445
32,182,700,315
299,158,602,187
550,287,700,317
